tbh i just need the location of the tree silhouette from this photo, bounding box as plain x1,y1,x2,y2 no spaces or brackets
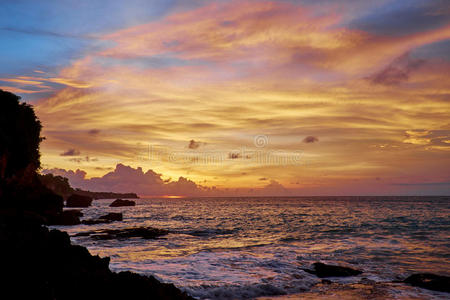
38,173,74,197
0,89,43,180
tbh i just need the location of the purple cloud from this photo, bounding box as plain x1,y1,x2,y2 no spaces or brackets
60,148,81,156
303,136,319,143
43,163,204,196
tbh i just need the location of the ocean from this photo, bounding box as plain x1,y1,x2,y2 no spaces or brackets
54,196,450,299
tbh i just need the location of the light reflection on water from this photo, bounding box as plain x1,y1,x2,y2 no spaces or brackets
55,196,450,299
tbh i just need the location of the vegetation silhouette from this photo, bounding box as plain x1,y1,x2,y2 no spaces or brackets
39,173,74,197
0,89,43,180
0,89,62,217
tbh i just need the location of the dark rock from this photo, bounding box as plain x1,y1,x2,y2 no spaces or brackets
73,190,139,200
0,178,64,221
66,209,83,217
404,273,450,293
74,227,169,240
0,214,193,300
109,199,135,207
81,219,112,225
304,262,362,278
66,194,93,207
111,271,193,300
99,212,123,221
71,231,91,237
81,212,123,225
49,210,82,225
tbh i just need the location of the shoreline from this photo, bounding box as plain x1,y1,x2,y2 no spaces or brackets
256,281,450,300
0,208,194,300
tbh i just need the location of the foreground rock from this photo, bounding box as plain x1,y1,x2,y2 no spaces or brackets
81,212,123,225
66,194,93,207
404,273,450,293
304,262,362,278
0,213,193,300
109,199,136,207
75,227,169,240
66,209,83,217
49,209,83,225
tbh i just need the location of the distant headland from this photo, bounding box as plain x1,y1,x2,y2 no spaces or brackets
39,172,139,199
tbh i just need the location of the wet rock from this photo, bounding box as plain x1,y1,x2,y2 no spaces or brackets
99,212,123,221
49,210,82,225
74,227,169,240
111,271,193,300
304,262,362,278
0,215,193,299
66,194,93,207
81,219,112,225
66,209,83,217
81,212,123,225
404,273,450,293
109,199,135,207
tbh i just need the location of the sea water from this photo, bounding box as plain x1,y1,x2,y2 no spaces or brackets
54,196,450,299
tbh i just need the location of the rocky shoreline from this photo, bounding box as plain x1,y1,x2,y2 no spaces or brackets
0,208,194,300
0,182,193,299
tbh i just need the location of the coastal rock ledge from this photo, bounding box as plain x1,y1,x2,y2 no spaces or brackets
0,213,193,300
49,209,83,225
109,199,136,207
75,227,169,240
404,273,450,293
66,194,93,207
304,262,363,278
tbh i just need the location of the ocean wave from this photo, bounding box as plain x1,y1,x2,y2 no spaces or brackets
184,228,239,237
184,281,311,300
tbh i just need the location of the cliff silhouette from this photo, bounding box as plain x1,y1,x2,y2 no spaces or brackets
0,89,192,299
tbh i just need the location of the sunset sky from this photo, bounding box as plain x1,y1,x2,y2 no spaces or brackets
1,0,449,196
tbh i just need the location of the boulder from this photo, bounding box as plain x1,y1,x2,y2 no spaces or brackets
66,194,92,207
66,209,83,217
0,179,64,220
99,212,123,221
49,210,82,225
109,199,135,207
404,273,450,293
304,262,362,278
74,227,169,240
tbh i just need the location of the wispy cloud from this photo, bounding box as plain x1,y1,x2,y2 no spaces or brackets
0,27,99,40
368,52,425,85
